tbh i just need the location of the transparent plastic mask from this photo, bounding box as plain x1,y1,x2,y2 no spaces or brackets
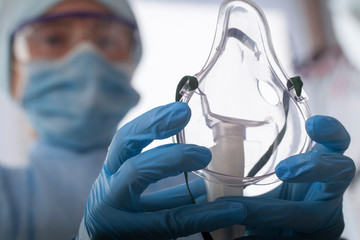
176,0,311,197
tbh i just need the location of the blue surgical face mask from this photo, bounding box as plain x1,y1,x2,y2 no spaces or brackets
21,44,139,152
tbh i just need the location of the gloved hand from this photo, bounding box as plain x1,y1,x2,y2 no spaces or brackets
77,103,355,240
234,115,356,240
76,102,247,240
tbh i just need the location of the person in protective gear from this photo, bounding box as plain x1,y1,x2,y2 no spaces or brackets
0,0,355,240
0,0,141,239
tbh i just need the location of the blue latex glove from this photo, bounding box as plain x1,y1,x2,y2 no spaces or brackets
233,115,356,239
77,102,247,240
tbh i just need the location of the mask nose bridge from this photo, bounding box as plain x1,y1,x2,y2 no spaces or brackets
67,46,103,109
83,68,103,109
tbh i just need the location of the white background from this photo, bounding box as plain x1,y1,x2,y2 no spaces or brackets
122,0,292,126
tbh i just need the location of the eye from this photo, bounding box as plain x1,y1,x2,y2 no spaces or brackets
97,37,117,49
42,34,67,46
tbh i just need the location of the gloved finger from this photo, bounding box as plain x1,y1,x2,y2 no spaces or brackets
107,144,211,210
108,200,247,240
105,102,191,174
306,115,350,153
140,178,206,211
220,196,342,235
276,152,355,197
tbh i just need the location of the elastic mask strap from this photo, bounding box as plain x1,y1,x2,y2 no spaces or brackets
227,26,299,177
175,76,213,240
175,75,199,204
246,76,303,178
246,90,290,178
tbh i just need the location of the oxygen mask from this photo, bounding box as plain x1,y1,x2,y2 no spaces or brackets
176,0,311,197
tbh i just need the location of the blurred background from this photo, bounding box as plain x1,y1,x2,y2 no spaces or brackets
1,0,360,239
122,0,337,125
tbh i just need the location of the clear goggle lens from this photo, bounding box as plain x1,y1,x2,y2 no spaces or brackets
12,12,136,63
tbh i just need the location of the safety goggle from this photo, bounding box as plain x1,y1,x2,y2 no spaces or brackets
12,12,137,63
